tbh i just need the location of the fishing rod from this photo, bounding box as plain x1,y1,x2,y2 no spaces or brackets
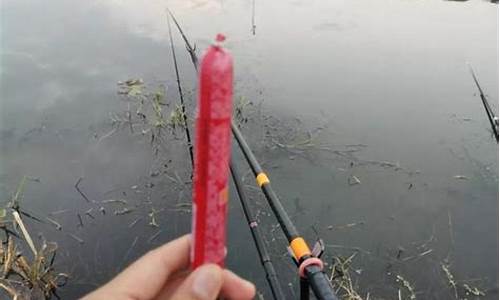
231,122,337,300
166,8,198,72
166,10,338,299
230,157,286,300
468,64,499,142
167,13,195,168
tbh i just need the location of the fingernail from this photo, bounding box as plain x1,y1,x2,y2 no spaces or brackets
192,265,222,300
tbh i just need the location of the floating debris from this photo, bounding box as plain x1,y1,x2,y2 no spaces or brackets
26,176,41,182
68,233,84,244
13,211,37,256
401,249,433,261
148,208,161,228
123,236,139,263
99,206,106,215
101,199,128,205
380,161,398,168
170,202,192,213
49,209,69,216
77,213,84,228
114,207,134,215
118,78,144,96
148,230,162,243
329,252,363,299
128,217,142,228
453,175,469,180
441,263,458,299
396,246,405,260
348,175,361,186
463,283,486,297
85,208,95,219
396,275,416,300
1,210,67,298
327,221,365,231
74,177,91,203
46,217,62,231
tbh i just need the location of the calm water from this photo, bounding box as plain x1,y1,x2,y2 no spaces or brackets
1,0,498,299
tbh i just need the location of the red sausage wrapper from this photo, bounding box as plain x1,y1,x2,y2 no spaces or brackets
191,34,233,268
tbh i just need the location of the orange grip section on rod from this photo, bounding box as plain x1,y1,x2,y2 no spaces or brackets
290,237,311,260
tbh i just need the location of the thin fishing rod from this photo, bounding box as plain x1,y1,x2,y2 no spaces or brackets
166,8,198,72
167,13,195,167
468,64,499,142
251,0,256,35
230,157,286,300
231,121,338,300
231,121,299,241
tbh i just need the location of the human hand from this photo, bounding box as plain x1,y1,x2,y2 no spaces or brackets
82,234,255,300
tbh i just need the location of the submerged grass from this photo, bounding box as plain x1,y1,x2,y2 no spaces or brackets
1,178,68,299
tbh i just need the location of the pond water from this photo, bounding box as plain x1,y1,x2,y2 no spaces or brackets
1,0,498,299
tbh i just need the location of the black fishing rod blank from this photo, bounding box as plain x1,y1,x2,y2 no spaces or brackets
231,121,338,300
230,158,286,300
468,65,499,142
167,13,195,167
231,121,299,241
166,8,198,72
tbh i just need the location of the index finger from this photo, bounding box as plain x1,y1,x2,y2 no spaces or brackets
83,234,191,300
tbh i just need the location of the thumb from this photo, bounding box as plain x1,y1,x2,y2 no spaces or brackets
170,264,223,300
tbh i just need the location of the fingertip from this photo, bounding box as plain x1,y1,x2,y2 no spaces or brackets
222,269,256,300
191,264,224,300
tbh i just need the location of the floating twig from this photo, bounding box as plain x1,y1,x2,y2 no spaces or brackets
75,177,91,203
441,263,458,299
128,217,142,228
327,221,365,231
12,211,37,256
68,233,84,244
101,199,128,205
85,208,95,220
148,208,162,228
0,280,20,299
463,283,486,297
49,209,69,216
114,208,134,215
448,210,455,247
122,236,139,263
46,217,62,231
348,175,361,186
3,236,16,277
77,213,84,228
148,230,162,243
401,249,433,262
396,275,416,300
